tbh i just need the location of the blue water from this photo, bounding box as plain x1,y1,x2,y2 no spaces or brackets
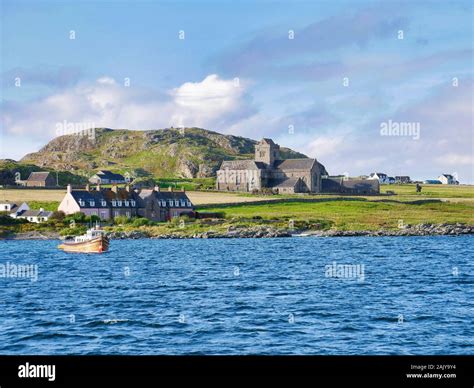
0,236,472,355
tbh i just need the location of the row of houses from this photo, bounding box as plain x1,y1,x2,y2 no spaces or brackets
1,202,53,223
2,184,195,223
424,174,458,185
367,173,458,185
367,173,410,184
15,170,128,188
58,184,194,222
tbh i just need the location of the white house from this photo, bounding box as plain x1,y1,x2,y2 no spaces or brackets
1,202,30,217
1,202,52,223
438,174,457,185
16,208,53,223
368,172,391,184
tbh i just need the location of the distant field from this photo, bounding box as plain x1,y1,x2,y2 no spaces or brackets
0,188,278,206
0,189,66,203
380,184,474,199
1,184,473,211
202,199,474,231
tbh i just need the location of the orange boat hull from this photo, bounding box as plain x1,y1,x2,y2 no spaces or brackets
58,236,109,253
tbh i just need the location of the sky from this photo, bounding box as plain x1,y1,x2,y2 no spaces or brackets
0,0,473,182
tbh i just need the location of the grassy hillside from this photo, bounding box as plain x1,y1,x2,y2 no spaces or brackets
20,127,307,180
0,159,88,186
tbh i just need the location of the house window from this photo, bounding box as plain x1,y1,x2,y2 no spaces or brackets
126,211,131,218
174,200,179,207
100,211,106,219
124,200,129,207
161,200,166,207
114,211,119,217
89,201,95,206
187,201,192,207
79,200,85,206
180,200,186,207
130,200,136,206
112,200,117,207
117,200,122,206
168,200,173,207
101,200,107,207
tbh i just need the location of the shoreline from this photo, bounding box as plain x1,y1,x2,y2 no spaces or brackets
4,223,474,240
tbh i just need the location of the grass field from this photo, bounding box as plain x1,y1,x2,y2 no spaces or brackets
201,199,474,231
1,184,473,231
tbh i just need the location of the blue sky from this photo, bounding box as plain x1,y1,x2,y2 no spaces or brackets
1,0,473,182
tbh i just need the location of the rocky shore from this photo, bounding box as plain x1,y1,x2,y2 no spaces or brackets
106,223,473,239
6,223,473,240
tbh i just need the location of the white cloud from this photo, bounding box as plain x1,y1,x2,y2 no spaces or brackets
1,74,256,142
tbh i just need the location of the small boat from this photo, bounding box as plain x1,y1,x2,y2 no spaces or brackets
58,226,109,253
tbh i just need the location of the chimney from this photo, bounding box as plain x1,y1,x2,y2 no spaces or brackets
154,185,160,192
67,184,72,194
85,184,90,191
96,183,101,191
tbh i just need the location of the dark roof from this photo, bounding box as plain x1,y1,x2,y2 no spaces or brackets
70,188,136,207
260,138,277,146
20,209,53,218
70,188,193,208
269,177,301,188
273,158,315,170
341,179,379,189
138,189,192,201
441,174,453,179
94,170,125,180
27,172,50,181
220,160,266,170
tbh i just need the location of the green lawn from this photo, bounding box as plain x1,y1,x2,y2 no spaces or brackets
380,184,474,198
201,199,474,231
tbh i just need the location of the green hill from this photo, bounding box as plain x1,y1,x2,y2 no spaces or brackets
19,127,308,180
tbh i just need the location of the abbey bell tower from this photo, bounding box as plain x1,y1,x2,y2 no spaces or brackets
255,138,280,166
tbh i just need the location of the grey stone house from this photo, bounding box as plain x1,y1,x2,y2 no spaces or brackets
216,138,328,193
24,172,56,187
89,170,126,184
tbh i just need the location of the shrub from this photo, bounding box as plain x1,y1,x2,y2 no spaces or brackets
131,217,150,227
50,210,66,221
59,225,87,236
114,215,130,225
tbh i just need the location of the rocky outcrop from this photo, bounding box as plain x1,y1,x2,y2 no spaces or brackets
20,127,308,179
297,223,474,237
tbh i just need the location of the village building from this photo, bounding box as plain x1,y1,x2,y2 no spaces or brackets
438,174,458,185
17,171,57,187
89,170,126,185
58,184,194,222
367,172,390,184
16,209,53,223
395,176,411,184
321,176,379,195
216,138,328,194
1,202,52,223
216,138,379,194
